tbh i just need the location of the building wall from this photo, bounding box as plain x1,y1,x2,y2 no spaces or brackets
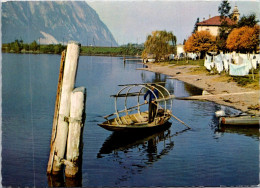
197,26,219,36
177,44,184,55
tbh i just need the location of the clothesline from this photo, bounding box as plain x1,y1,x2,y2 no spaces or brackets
204,53,259,76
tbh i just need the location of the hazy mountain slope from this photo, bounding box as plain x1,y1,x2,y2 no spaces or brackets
2,1,117,46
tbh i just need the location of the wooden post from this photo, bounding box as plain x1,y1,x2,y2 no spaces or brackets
47,50,66,174
48,41,81,174
65,87,86,177
50,50,66,147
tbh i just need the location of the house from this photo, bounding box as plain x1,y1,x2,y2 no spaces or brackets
196,6,240,36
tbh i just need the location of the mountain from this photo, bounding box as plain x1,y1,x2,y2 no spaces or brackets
2,1,118,46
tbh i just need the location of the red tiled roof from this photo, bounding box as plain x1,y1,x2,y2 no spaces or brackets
197,16,235,26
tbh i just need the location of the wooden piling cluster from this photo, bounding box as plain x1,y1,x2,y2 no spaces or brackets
47,41,86,178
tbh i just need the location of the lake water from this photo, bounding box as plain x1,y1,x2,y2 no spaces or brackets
2,53,259,187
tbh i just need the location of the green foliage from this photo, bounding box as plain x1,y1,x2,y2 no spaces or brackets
169,59,205,66
2,39,66,54
142,30,177,62
231,76,254,86
192,18,200,34
237,14,258,28
30,40,39,51
80,45,143,56
218,0,231,19
217,0,232,51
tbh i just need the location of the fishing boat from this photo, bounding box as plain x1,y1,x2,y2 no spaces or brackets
219,114,260,127
98,83,175,132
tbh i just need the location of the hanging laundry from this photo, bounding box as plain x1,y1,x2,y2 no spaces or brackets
214,55,224,73
239,54,248,60
222,54,231,72
251,59,257,69
229,63,249,76
233,56,243,65
243,58,252,71
204,54,213,70
187,53,198,60
251,54,260,69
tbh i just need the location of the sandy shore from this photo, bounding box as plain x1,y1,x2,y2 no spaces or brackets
141,63,259,115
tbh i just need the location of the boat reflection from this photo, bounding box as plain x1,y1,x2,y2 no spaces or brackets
216,126,259,139
97,122,173,159
97,122,190,160
97,124,189,185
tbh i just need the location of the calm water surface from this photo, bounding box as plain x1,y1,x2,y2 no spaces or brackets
2,53,259,187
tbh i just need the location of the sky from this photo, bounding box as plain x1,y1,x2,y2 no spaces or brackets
87,0,260,45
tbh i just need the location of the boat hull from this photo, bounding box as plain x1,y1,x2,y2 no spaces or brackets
219,115,260,127
98,115,171,132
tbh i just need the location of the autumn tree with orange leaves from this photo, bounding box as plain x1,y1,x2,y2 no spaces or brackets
226,25,260,53
184,30,217,58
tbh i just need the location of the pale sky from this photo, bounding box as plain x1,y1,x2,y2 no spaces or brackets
87,0,260,45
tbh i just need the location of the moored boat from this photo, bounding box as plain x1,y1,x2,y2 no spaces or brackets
98,83,174,132
99,110,172,132
219,115,260,127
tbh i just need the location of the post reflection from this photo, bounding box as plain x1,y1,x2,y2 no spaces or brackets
47,173,82,187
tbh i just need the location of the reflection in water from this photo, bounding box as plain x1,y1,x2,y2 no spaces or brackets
97,122,172,158
141,71,203,98
184,83,203,96
141,72,168,86
97,123,190,185
217,126,259,140
47,173,82,187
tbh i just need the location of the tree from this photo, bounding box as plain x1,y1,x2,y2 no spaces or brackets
184,31,217,58
142,30,177,62
237,14,258,28
217,0,232,51
218,0,231,20
226,25,260,53
192,18,200,34
30,40,39,51
13,39,22,53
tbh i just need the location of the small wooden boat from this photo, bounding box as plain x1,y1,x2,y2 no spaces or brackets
98,83,174,132
219,115,260,127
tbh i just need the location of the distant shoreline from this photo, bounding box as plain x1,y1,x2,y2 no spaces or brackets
1,51,142,58
2,45,143,57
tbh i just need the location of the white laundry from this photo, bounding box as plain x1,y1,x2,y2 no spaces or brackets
213,54,223,73
229,63,249,76
204,54,213,70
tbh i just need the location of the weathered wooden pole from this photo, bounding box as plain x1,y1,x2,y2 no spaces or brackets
65,87,86,177
48,41,81,174
47,50,66,174
50,50,66,148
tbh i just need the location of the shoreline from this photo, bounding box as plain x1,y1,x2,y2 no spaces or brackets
143,63,259,115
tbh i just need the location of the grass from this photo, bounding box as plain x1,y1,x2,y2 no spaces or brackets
167,59,204,66
80,46,143,56
229,70,259,89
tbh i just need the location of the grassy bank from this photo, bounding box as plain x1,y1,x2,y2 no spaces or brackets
80,46,143,56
